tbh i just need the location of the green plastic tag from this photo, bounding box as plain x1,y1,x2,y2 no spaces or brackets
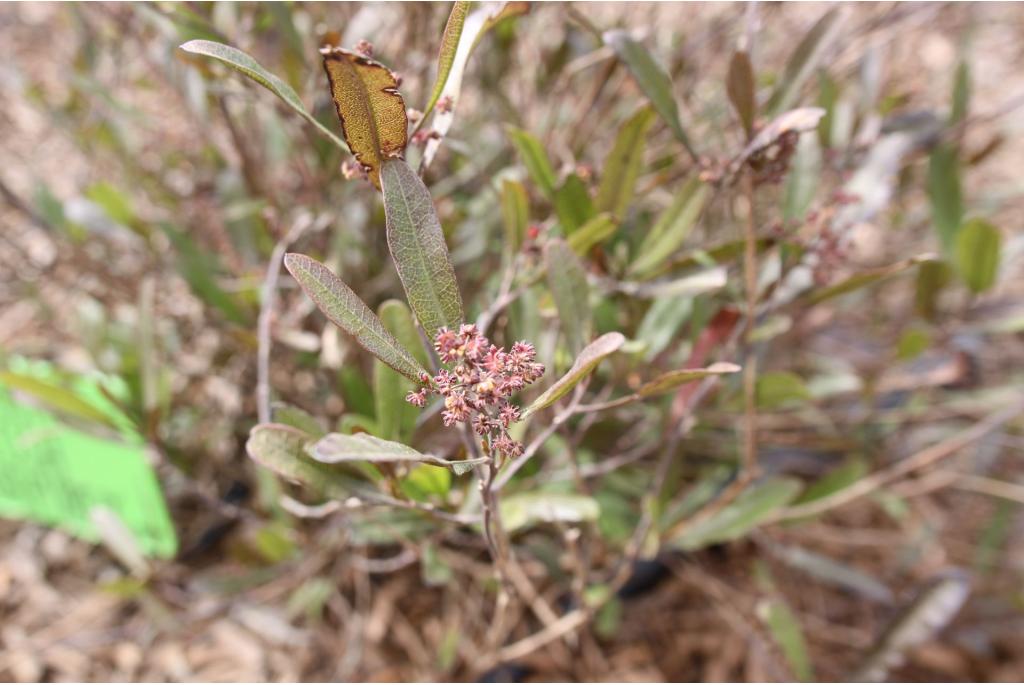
0,389,177,558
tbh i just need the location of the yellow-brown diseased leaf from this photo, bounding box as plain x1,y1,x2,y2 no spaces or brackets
322,47,408,188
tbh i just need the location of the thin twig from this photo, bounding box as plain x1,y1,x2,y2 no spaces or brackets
256,214,312,424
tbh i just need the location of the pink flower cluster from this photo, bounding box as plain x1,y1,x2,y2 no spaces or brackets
406,324,544,458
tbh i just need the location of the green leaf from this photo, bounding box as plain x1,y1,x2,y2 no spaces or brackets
500,493,600,533
955,218,1001,294
524,332,625,417
554,173,596,233
637,362,741,398
159,222,250,325
246,424,358,499
783,133,821,222
284,253,427,382
309,432,479,471
793,457,867,506
508,126,557,198
381,158,465,337
603,29,696,158
758,599,815,681
596,107,656,218
636,296,693,360
567,213,617,256
914,259,953,321
420,1,471,122
727,50,757,137
927,144,963,251
764,9,841,115
0,372,119,428
950,59,970,125
671,477,803,549
500,179,530,254
272,404,325,437
756,371,810,409
629,176,709,277
544,239,591,355
400,463,452,502
374,300,422,442
804,255,935,305
179,40,347,152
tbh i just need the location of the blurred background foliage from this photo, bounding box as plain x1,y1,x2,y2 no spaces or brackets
1,2,1023,681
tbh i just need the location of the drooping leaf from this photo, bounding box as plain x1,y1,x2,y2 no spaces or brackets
727,50,757,137
283,253,427,382
629,176,710,277
322,47,408,189
764,8,842,115
927,143,963,251
544,239,591,355
955,218,1001,294
420,1,471,123
554,173,596,233
671,477,803,549
501,179,530,254
246,423,357,499
179,40,347,152
508,126,558,198
596,107,656,218
381,158,465,336
500,492,601,533
523,332,625,417
637,362,741,398
374,300,424,442
603,29,696,158
757,598,815,681
567,213,617,256
420,2,530,169
309,432,479,470
804,255,935,305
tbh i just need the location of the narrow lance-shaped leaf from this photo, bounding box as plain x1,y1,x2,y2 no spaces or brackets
381,159,465,336
955,218,1001,294
603,29,697,160
418,1,471,125
757,599,815,682
928,143,963,252
283,253,427,382
637,362,741,398
246,424,359,500
764,8,842,116
322,47,409,189
179,40,348,152
803,254,936,305
420,2,531,169
501,179,529,254
596,107,656,218
670,477,803,549
554,173,596,233
374,300,423,442
310,432,484,470
567,213,617,256
629,176,710,277
783,132,822,222
523,332,625,418
507,126,558,198
727,50,757,138
544,239,591,356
